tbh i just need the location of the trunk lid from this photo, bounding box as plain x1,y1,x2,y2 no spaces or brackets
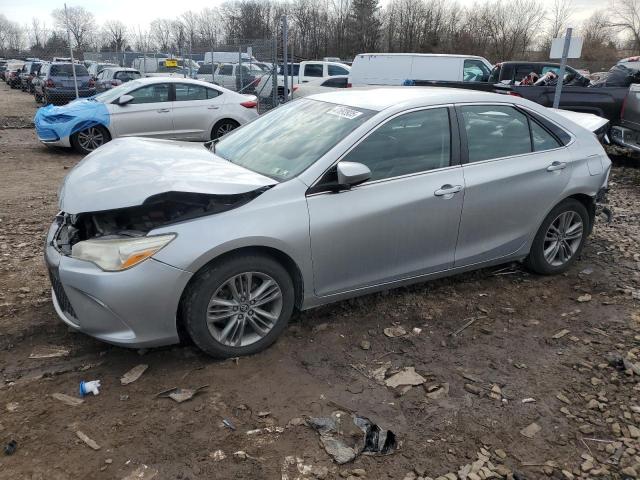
59,137,277,214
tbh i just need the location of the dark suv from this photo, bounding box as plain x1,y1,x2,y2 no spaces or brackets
33,63,96,105
19,61,42,93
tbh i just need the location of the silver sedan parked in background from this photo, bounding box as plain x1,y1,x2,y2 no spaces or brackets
45,88,611,357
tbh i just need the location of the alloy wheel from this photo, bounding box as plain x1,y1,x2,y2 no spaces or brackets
206,272,283,347
76,127,105,152
543,210,584,267
216,122,237,138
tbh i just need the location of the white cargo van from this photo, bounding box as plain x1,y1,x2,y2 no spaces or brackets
203,52,256,64
348,53,493,86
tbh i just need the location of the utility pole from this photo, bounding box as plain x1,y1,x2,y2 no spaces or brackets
64,3,79,99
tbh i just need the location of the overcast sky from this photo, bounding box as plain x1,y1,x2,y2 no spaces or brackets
1,0,607,29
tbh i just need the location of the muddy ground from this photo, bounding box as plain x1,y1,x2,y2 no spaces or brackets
1,81,640,480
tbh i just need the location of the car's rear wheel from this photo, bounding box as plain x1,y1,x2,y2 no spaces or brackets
525,198,589,275
211,119,240,140
183,254,294,358
70,125,111,155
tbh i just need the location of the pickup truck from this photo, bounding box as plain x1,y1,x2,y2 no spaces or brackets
493,83,629,122
611,84,640,152
256,60,351,101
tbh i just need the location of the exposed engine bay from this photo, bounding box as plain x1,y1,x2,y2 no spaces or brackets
53,189,269,255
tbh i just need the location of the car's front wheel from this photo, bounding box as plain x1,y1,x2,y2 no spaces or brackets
183,254,295,358
70,125,111,154
526,198,589,275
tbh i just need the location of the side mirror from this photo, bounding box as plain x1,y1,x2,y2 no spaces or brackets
117,94,134,105
336,162,371,188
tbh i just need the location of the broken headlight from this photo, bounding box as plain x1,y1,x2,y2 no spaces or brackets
71,234,176,271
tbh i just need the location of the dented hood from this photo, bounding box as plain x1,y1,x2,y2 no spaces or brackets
59,137,277,214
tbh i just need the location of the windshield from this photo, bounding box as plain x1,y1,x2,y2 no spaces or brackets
93,80,143,103
215,99,375,181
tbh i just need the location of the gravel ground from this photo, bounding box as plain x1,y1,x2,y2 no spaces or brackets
1,81,640,480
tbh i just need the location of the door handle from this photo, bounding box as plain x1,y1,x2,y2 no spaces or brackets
546,161,567,172
207,106,219,110
157,108,170,113
434,184,463,197
302,80,309,83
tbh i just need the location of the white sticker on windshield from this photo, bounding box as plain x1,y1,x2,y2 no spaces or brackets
327,106,363,120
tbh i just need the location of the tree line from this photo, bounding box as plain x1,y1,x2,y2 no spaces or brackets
0,0,637,68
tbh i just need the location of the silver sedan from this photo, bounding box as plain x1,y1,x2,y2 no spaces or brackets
45,87,611,357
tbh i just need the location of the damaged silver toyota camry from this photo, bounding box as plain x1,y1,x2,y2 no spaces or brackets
46,87,611,358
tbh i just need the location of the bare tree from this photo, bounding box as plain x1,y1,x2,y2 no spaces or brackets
612,0,640,50
103,20,128,52
30,17,48,49
51,5,95,50
548,0,572,38
150,19,172,52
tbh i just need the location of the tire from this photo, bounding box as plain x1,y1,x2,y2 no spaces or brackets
34,93,42,104
182,254,295,358
525,198,589,275
211,119,240,140
70,125,111,154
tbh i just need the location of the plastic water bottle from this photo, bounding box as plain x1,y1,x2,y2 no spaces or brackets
79,380,101,396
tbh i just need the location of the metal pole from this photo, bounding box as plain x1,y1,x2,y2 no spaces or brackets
290,43,294,101
182,47,186,78
238,47,243,92
64,3,79,99
211,40,215,84
552,27,572,110
282,15,288,103
272,34,278,107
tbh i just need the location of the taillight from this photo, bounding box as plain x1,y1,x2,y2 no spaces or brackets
240,100,257,108
621,94,629,119
292,85,299,92
45,79,55,88
508,91,522,97
347,83,352,88
110,80,121,86
88,78,95,87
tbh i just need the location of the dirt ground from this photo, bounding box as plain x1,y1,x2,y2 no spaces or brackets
2,81,640,480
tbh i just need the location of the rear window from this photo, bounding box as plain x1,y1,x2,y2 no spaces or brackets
115,70,141,81
278,64,300,76
50,64,89,76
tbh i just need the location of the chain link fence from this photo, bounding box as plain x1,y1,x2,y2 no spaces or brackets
4,35,284,112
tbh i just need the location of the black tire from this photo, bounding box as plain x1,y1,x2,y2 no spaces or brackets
182,254,295,358
34,93,42,104
525,198,589,275
211,119,240,140
70,125,111,155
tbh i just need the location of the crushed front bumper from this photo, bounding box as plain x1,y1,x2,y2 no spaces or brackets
44,218,192,348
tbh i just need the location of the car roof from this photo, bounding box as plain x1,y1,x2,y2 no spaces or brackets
128,76,226,88
355,53,488,60
308,87,513,111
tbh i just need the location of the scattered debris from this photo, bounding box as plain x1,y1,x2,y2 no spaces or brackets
360,340,371,350
307,411,397,464
580,267,594,275
425,382,449,400
5,402,19,412
52,393,83,407
412,327,422,335
450,316,486,336
370,362,391,383
464,384,482,396
29,346,69,359
383,326,406,338
79,380,101,397
552,329,570,339
577,294,592,303
520,422,541,438
246,426,284,435
120,364,149,385
76,430,101,450
233,450,262,461
156,385,208,403
556,393,571,405
121,464,159,480
222,419,236,430
384,367,426,388
4,440,17,456
210,450,226,461
521,398,536,404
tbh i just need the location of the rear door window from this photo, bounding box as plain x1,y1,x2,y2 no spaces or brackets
304,63,324,77
115,71,141,81
530,119,562,151
328,65,349,76
175,83,208,101
321,77,348,88
460,105,531,162
219,65,233,75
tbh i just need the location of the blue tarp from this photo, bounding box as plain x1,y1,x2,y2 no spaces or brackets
34,99,110,141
